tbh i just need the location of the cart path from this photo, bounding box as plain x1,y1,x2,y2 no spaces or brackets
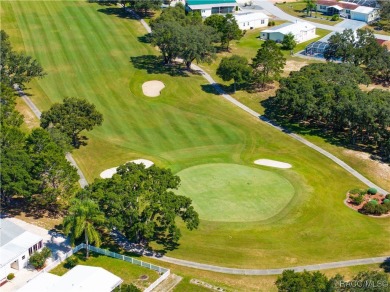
14,85,89,188
111,230,390,275
132,11,389,195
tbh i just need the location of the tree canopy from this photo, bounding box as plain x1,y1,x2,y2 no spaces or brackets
40,97,103,148
63,198,105,257
266,63,390,161
204,14,242,50
0,30,45,88
216,55,251,92
79,162,199,248
251,40,285,89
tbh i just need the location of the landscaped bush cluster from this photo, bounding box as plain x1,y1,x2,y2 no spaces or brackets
7,273,15,280
29,247,52,269
64,256,79,269
331,14,339,21
268,20,276,26
113,284,141,292
349,194,364,205
362,199,390,215
367,187,378,195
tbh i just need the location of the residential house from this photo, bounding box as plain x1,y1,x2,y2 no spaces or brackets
17,265,123,292
234,12,269,30
0,219,44,285
350,6,379,22
316,0,379,22
185,0,237,17
260,22,316,44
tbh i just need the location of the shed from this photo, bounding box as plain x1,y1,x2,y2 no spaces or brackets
185,0,237,17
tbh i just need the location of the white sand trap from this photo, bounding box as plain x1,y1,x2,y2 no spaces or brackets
142,80,165,97
100,159,154,179
254,159,292,169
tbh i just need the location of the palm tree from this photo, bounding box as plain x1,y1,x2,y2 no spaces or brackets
63,198,105,258
304,0,316,17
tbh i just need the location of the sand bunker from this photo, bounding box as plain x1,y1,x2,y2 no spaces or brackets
100,159,154,179
142,80,165,97
254,159,292,169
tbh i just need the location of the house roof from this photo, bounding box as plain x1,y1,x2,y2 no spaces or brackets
262,22,316,34
18,265,123,292
317,0,359,9
234,12,269,22
0,219,26,247
351,5,375,13
186,0,236,5
0,219,43,268
0,231,42,267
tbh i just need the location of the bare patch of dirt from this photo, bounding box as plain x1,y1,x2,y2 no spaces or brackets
282,60,309,77
359,83,390,92
343,149,390,188
15,99,40,130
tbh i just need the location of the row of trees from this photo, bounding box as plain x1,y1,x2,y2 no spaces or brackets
266,63,390,161
1,30,104,211
275,269,390,292
325,29,390,84
150,5,242,68
64,162,199,254
217,40,286,91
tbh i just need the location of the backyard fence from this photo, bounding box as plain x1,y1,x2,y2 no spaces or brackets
27,243,170,292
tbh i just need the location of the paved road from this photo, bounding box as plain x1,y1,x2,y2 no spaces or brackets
251,0,390,40
135,10,389,195
14,85,89,188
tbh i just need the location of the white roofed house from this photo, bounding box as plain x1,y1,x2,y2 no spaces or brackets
233,12,269,30
17,265,123,292
350,6,379,23
260,22,316,44
185,0,237,17
0,219,44,285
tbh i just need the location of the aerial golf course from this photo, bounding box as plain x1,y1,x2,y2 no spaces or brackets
1,0,389,271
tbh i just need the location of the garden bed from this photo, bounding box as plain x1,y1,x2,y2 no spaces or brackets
345,188,390,217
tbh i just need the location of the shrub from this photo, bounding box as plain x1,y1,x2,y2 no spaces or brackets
41,247,52,258
369,199,378,205
64,256,79,269
7,273,15,280
386,194,390,200
367,188,377,195
362,202,388,215
331,14,339,21
350,194,363,205
349,188,363,195
113,284,141,292
384,199,390,204
29,248,52,269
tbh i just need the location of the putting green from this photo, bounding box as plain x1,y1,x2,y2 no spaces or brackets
176,163,295,222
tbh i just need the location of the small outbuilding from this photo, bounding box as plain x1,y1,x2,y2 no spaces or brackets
233,12,269,30
18,265,123,292
260,22,316,44
0,219,44,284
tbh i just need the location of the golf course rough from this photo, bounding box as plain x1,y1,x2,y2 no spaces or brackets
176,163,295,222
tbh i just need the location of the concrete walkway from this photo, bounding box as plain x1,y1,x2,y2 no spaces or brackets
112,229,390,275
14,85,88,188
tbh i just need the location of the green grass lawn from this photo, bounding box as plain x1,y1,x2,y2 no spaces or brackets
50,252,159,289
176,163,295,222
2,0,389,270
275,1,342,26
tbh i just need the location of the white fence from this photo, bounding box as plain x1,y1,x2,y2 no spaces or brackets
28,243,170,291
